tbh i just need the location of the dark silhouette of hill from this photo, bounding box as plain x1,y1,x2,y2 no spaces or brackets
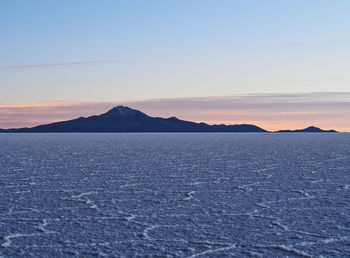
277,126,337,133
2,106,267,133
1,106,339,133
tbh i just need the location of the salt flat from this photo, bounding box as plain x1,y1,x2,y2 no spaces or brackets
0,133,349,257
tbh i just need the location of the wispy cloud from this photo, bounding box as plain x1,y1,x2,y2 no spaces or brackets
1,92,350,131
0,59,126,71
278,41,332,48
0,101,83,108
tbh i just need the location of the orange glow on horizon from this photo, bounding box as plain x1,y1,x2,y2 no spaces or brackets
196,120,347,132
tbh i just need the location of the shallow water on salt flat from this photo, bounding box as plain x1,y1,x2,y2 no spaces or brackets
0,133,350,257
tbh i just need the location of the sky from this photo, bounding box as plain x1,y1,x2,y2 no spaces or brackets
1,0,350,130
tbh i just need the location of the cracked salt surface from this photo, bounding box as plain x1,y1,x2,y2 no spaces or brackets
0,133,350,257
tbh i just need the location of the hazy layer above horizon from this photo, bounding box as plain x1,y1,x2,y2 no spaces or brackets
1,93,349,132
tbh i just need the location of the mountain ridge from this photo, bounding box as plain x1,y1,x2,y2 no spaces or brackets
277,126,337,133
1,106,266,133
0,106,338,133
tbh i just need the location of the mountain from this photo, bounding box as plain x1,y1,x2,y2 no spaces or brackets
277,126,337,133
2,106,267,133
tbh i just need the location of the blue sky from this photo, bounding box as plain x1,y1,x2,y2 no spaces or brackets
1,0,350,103
1,1,350,130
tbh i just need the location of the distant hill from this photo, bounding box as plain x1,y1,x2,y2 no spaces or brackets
2,106,267,133
1,106,339,133
277,126,337,133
